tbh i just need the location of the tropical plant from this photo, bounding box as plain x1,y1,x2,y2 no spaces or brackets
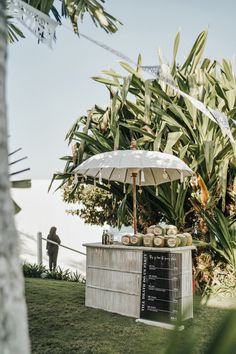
193,251,236,297
192,208,236,293
53,31,236,229
203,209,236,268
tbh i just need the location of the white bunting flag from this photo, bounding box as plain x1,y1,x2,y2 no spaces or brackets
208,108,234,142
142,64,235,142
8,0,58,48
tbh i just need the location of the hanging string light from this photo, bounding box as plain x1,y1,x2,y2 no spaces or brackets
163,168,168,179
141,170,145,182
73,173,78,185
99,170,102,184
155,186,159,196
123,184,126,193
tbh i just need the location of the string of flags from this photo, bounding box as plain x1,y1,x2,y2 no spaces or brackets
142,64,235,144
8,0,235,145
77,33,235,145
79,33,136,66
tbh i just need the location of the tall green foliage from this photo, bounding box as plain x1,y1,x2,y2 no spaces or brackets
53,31,236,264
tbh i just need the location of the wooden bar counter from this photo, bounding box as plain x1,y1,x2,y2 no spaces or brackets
83,243,195,326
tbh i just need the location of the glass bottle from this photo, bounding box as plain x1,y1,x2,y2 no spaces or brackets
102,230,106,244
106,230,110,245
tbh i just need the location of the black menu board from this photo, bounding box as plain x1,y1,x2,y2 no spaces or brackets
140,251,182,323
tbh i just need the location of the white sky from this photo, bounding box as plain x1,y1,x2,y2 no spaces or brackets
7,0,236,179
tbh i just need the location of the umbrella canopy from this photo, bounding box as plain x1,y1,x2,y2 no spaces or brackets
74,150,193,185
74,149,193,234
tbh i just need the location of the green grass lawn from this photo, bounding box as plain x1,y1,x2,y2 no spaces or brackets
25,278,230,354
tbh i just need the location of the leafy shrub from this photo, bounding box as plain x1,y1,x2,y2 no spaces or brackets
45,267,71,281
22,262,85,283
22,262,47,278
70,270,86,283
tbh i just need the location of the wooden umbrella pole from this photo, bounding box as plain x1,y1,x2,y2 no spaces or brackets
132,172,137,234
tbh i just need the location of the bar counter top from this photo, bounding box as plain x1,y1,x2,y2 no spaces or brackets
83,242,196,252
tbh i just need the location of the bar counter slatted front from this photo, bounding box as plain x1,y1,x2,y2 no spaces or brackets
83,243,195,327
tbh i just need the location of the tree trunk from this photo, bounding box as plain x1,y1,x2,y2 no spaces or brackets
0,2,30,353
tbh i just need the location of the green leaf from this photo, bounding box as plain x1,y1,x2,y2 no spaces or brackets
91,129,113,151
144,80,152,124
218,159,229,212
136,54,142,75
7,18,25,43
74,131,108,151
164,132,183,154
126,100,145,116
120,62,140,76
204,210,235,267
114,126,120,150
222,59,235,83
169,104,195,138
13,200,21,214
181,31,208,73
92,76,120,87
117,194,127,228
183,97,197,128
171,31,180,74
102,69,123,80
119,123,155,139
120,75,132,105
110,92,120,139
150,82,172,103
179,144,189,159
201,58,211,70
226,89,236,110
60,156,73,161
203,141,215,176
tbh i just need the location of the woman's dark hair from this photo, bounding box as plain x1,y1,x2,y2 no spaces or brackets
49,226,57,236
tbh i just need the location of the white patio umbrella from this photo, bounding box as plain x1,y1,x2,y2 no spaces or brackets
74,149,193,234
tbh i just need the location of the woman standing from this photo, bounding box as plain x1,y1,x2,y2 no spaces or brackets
46,226,61,271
